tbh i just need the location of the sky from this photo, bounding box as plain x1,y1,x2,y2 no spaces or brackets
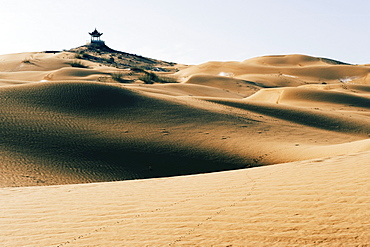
1,0,370,65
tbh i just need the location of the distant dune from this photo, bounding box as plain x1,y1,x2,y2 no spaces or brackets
1,50,369,246
177,54,370,86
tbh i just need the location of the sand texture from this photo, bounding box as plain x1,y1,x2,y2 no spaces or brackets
2,152,370,246
1,50,370,245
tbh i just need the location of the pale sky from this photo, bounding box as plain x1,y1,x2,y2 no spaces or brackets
1,0,370,65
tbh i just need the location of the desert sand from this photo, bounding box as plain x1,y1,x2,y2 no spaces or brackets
1,48,369,246
2,151,370,246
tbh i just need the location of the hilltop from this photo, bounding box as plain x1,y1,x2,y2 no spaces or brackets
66,42,178,72
0,42,184,84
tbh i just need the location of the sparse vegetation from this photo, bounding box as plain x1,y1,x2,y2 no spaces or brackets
130,67,146,73
139,72,178,84
22,59,32,64
340,82,348,90
74,53,83,59
74,51,92,60
111,72,128,83
128,66,179,84
66,60,89,68
139,72,158,84
22,57,34,64
65,44,177,72
157,75,178,83
74,51,90,59
63,45,179,83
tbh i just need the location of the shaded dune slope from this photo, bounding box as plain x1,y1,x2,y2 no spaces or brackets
0,82,251,186
1,81,369,187
204,97,370,136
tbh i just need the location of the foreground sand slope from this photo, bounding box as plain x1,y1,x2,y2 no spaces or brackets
1,150,369,246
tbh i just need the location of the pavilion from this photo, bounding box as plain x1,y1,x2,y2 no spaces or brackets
88,28,105,45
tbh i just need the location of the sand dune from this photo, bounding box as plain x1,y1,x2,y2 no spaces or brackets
1,80,293,186
2,151,370,246
0,51,111,82
1,51,370,245
2,80,369,187
118,82,247,98
1,52,370,187
177,54,370,86
205,97,370,136
249,86,370,109
183,74,261,97
0,81,258,186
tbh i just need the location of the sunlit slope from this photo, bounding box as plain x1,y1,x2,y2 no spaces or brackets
2,150,370,246
0,51,113,81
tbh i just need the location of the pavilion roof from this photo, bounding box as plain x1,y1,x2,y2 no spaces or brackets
89,28,103,37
